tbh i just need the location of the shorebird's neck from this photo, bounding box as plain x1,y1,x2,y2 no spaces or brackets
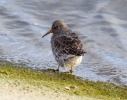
52,29,73,39
57,28,72,34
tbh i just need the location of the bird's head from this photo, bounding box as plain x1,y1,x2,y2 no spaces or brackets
42,20,69,38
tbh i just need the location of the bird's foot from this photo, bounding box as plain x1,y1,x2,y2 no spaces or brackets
69,70,73,74
56,66,60,72
69,66,73,74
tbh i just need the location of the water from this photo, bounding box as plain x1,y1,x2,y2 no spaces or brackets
0,0,127,85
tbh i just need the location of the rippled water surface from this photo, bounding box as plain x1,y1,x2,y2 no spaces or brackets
0,0,127,85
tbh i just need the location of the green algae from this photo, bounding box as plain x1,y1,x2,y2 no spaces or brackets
0,62,127,100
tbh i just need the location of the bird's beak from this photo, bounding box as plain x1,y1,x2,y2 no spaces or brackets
42,29,52,38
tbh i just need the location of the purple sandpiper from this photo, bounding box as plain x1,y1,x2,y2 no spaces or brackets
42,20,86,73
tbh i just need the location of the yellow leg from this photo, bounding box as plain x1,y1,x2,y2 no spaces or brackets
70,66,73,73
56,66,60,71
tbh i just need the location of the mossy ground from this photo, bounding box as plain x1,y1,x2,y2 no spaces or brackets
0,61,127,100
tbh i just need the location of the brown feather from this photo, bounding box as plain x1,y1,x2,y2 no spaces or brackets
51,30,86,56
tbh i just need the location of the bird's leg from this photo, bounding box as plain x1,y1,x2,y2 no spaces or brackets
56,66,60,71
70,66,73,73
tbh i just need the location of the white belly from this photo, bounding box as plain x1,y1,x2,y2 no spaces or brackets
63,56,82,68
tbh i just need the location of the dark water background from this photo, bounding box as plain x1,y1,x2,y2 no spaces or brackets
0,0,127,85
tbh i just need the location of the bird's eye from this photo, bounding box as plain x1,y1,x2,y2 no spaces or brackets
54,25,59,30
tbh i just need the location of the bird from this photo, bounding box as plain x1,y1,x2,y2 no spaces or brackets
42,20,86,73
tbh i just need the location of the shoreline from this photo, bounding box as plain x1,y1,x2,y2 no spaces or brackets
0,62,127,100
0,79,96,100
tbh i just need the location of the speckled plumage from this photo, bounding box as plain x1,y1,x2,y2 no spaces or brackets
51,29,85,67
42,20,86,72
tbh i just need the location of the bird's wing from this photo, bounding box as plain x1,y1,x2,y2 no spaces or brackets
54,32,86,56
